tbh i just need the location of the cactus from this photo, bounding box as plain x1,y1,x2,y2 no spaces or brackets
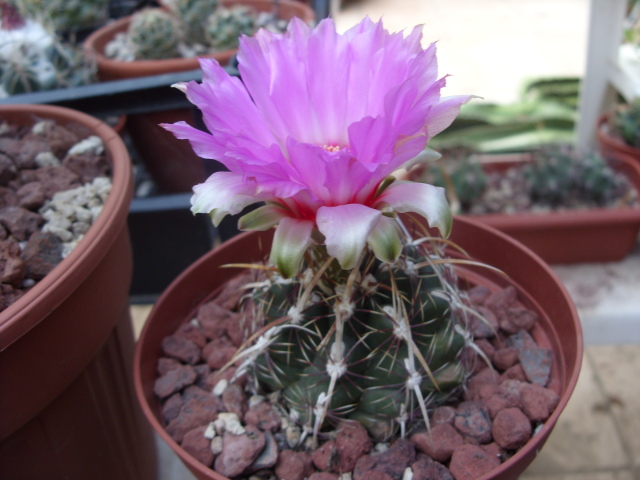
163,0,219,45
523,147,575,206
611,99,640,148
0,3,96,97
525,147,626,208
232,235,477,442
0,59,39,94
127,8,182,61
16,0,108,33
205,5,256,52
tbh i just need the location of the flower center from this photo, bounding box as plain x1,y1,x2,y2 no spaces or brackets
322,144,342,152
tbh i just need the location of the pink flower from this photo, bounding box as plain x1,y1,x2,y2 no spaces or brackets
164,17,471,277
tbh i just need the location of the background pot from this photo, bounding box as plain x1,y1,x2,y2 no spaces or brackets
0,105,156,480
83,0,317,80
597,112,640,164
471,154,640,264
407,153,640,264
133,215,583,480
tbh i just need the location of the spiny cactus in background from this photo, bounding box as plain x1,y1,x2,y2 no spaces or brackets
525,146,626,208
523,147,575,206
231,235,477,442
0,1,96,97
127,8,182,61
206,5,257,52
163,0,219,45
16,0,108,33
611,99,640,148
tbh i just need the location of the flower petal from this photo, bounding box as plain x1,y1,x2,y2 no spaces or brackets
374,181,452,238
367,216,402,264
270,217,314,278
191,171,260,226
316,204,382,269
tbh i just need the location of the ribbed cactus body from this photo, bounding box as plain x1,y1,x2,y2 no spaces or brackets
242,242,472,441
128,8,181,60
1,61,39,94
17,0,108,32
165,0,219,45
206,6,256,52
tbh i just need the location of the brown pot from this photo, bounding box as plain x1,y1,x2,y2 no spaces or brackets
83,0,317,81
133,215,583,480
475,154,640,264
0,105,156,480
408,154,640,264
597,112,640,165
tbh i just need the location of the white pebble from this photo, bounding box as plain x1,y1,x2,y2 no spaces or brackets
68,135,104,156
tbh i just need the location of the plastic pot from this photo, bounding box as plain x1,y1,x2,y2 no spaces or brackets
0,104,156,480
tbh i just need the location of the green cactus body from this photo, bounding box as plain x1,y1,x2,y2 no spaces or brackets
1,61,39,94
238,241,474,442
17,0,108,32
206,5,256,52
128,8,182,61
165,0,219,45
612,99,640,148
524,149,574,206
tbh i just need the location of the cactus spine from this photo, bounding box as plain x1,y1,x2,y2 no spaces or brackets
232,229,476,443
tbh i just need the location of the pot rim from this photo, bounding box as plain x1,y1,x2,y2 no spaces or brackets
0,104,133,350
134,215,583,480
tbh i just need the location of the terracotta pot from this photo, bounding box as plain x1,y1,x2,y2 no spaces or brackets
133,216,583,480
408,154,640,264
597,112,640,165
83,0,316,81
0,105,156,480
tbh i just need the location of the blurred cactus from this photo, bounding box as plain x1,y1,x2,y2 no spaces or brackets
611,99,640,148
206,5,256,51
127,7,182,60
425,150,488,211
234,239,475,442
16,0,108,33
106,2,293,61
164,0,219,45
0,1,96,97
523,148,575,206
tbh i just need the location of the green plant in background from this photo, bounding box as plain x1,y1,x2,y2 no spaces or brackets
206,5,257,51
163,0,219,45
429,77,579,154
0,0,96,96
419,149,488,212
611,99,640,148
127,7,182,61
524,148,576,206
16,0,109,33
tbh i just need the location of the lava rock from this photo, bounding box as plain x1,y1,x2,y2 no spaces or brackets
492,407,532,450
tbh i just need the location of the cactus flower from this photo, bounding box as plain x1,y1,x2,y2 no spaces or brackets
165,17,471,277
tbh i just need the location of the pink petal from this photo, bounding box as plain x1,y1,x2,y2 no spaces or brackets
191,171,262,226
374,181,452,238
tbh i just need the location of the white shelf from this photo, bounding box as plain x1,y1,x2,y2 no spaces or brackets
575,0,638,151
